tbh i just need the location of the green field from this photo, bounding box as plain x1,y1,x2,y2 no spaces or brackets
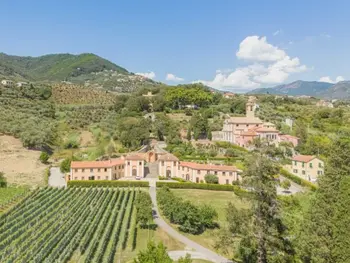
0,187,29,214
171,189,250,257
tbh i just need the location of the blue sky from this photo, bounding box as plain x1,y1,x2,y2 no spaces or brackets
1,0,349,91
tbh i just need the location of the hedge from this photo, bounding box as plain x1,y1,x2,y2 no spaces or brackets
279,168,318,191
156,181,251,198
68,180,149,188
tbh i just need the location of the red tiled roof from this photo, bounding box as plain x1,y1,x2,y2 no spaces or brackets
255,127,279,133
158,153,179,161
71,158,124,169
180,161,237,172
292,155,316,163
125,154,145,160
280,134,299,140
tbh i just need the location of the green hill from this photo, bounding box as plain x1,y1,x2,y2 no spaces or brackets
0,52,128,81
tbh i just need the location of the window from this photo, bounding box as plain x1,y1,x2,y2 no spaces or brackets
82,169,85,172
302,163,305,168
74,169,78,172
104,168,107,172
173,161,177,166
318,163,323,168
226,179,229,184
82,177,85,180
229,172,233,176
309,163,313,168
293,169,298,173
196,177,199,183
98,168,101,172
318,171,323,175
246,124,249,127
236,124,239,127
294,161,297,166
128,162,130,165
302,170,306,175
105,176,108,180
98,176,100,180
74,177,77,180
223,172,226,176
90,168,93,172
256,124,259,127
214,171,217,175
139,161,142,165
162,161,164,166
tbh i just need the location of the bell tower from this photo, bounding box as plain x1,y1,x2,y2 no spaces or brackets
246,96,256,118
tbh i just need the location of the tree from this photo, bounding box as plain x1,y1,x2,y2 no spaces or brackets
207,129,212,140
106,143,115,156
204,174,219,184
134,241,173,263
135,192,153,227
177,254,193,263
300,136,350,263
60,158,71,173
0,172,7,188
39,152,49,164
280,179,291,191
186,128,192,141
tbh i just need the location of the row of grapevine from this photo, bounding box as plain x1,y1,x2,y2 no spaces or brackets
0,187,145,263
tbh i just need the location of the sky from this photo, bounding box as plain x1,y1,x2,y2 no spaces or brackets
1,0,349,92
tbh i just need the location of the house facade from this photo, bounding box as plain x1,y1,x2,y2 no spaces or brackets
291,155,324,182
1,80,14,87
70,151,239,185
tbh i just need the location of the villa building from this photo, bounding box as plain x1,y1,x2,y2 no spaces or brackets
70,150,239,185
212,96,281,147
291,155,324,182
1,80,14,87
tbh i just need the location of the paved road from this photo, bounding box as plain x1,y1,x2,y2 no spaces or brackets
149,179,233,263
48,167,67,188
277,175,305,195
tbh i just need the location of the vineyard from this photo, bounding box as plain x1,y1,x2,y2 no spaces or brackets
0,187,140,263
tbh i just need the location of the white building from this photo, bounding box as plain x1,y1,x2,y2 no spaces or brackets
1,80,14,87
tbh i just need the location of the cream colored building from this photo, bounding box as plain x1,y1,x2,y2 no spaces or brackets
291,155,324,182
1,80,14,87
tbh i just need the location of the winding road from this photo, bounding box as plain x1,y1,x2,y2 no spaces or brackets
148,179,233,263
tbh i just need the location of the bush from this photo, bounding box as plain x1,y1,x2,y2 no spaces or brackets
135,191,153,227
171,177,187,183
39,152,49,164
280,168,317,191
68,180,149,188
156,181,251,198
204,174,219,184
0,172,7,188
60,158,71,173
158,176,168,180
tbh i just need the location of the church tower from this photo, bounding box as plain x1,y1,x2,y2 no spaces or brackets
246,96,256,118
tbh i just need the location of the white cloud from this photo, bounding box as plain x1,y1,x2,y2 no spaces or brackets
273,30,282,36
196,35,308,91
319,76,344,83
166,73,184,82
320,33,331,38
135,71,156,80
236,36,286,62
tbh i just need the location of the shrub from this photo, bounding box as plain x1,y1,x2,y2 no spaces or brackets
68,180,149,188
135,191,153,227
204,174,219,184
60,158,71,173
280,179,291,190
280,168,317,191
39,152,49,164
0,172,7,188
156,181,251,198
158,176,168,180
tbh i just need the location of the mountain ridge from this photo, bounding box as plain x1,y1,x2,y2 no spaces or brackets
248,80,350,99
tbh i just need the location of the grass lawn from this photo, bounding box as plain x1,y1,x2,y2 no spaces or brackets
0,187,29,214
170,189,251,258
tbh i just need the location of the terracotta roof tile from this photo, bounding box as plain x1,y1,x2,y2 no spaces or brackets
180,161,237,172
292,155,316,163
125,154,146,161
71,158,124,169
158,153,179,161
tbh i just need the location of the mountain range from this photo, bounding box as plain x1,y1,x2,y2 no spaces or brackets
248,80,350,100
0,53,160,92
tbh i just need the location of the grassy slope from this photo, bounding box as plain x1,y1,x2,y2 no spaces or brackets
0,187,28,214
171,189,250,257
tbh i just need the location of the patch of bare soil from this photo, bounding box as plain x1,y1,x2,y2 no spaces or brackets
79,130,94,147
0,135,47,187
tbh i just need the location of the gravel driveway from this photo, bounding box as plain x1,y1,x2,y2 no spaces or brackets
49,167,67,188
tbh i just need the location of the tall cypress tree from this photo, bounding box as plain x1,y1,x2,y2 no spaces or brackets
301,136,350,263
